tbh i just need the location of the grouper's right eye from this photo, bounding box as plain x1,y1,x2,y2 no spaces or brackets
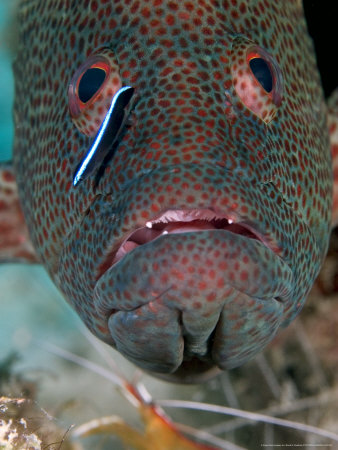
230,37,283,123
68,47,122,136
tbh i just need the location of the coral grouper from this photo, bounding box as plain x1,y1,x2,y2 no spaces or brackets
1,0,337,382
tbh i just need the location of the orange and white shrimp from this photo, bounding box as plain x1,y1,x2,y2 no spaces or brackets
42,326,338,450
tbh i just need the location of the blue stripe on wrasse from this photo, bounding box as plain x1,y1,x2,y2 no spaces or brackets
73,86,134,186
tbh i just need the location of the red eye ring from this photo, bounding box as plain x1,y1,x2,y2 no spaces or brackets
246,46,283,107
230,37,283,124
68,47,122,136
74,60,110,110
69,55,112,118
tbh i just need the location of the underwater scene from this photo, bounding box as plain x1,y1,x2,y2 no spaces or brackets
1,1,338,449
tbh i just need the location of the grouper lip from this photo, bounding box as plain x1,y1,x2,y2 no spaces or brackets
95,208,283,286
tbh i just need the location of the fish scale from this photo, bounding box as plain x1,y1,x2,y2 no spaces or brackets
0,0,336,382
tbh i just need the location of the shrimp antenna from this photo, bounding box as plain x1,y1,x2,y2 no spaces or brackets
158,398,338,443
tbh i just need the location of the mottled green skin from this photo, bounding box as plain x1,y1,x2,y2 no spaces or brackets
13,0,332,381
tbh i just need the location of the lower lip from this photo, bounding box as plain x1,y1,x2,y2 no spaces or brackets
96,219,263,281
93,228,293,334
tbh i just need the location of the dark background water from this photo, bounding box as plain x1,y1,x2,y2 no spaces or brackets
303,0,337,98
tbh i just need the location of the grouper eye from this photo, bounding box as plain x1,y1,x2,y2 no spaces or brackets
77,67,107,103
68,47,123,136
231,37,283,123
249,57,273,93
68,47,136,186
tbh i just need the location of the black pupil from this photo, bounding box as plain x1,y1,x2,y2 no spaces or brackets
78,68,106,103
249,58,273,93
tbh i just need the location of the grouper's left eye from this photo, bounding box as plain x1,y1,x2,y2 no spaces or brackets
230,37,283,123
69,48,135,186
68,47,123,136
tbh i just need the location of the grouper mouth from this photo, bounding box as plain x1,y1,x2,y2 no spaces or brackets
96,208,278,281
93,208,293,379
